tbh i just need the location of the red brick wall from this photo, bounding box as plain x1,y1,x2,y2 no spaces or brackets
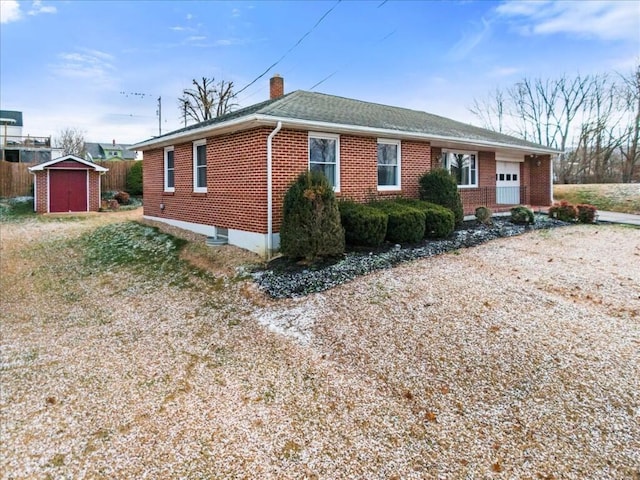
528,154,552,206
143,128,270,233
270,131,431,230
89,171,101,211
458,151,497,214
34,171,47,213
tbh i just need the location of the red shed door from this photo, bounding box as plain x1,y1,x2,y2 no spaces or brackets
49,170,87,212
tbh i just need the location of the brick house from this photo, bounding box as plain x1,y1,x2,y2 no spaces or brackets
131,76,557,256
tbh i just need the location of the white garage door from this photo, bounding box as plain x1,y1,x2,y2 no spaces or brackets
496,161,520,204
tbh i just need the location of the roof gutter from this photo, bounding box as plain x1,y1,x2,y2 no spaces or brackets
267,121,282,259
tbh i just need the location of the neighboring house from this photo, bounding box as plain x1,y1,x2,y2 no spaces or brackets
131,75,557,256
85,140,138,161
0,110,52,164
29,155,108,213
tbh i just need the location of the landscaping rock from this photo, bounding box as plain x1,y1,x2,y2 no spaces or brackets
253,215,569,298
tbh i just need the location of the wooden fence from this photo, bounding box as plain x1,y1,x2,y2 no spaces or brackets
0,160,136,198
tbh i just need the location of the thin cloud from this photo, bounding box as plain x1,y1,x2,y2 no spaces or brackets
28,0,57,16
231,8,241,17
497,0,640,42
50,48,116,85
449,17,492,60
0,0,21,23
487,66,521,78
187,35,207,42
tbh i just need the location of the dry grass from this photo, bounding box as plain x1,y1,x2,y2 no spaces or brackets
1,211,639,479
554,183,640,214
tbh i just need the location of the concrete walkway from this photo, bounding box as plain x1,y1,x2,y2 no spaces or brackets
596,210,640,226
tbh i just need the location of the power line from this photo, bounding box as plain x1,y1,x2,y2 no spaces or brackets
309,29,397,91
235,0,341,96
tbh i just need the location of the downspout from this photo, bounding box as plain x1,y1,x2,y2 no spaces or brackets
267,121,282,259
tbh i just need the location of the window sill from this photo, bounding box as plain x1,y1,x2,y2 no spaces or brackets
162,191,175,195
457,185,478,189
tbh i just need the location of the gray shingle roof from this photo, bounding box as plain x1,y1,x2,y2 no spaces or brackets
133,90,556,153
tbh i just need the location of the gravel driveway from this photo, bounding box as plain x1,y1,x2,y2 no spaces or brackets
1,212,639,479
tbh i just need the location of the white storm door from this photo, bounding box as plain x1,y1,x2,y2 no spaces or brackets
496,161,521,204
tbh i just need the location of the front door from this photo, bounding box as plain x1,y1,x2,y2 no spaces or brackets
496,161,520,204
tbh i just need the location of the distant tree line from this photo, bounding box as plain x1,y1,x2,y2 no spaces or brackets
470,64,640,183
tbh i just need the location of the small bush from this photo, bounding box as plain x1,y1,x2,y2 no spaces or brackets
395,198,454,239
338,200,388,247
108,199,120,210
279,171,345,261
369,200,425,244
510,205,535,225
418,168,464,226
424,204,455,238
113,191,130,205
576,203,597,223
549,200,578,222
126,161,143,196
475,206,493,225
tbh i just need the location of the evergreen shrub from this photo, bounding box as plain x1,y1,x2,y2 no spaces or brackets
126,161,143,196
418,168,464,226
510,205,535,224
279,171,345,261
338,200,388,247
369,200,425,244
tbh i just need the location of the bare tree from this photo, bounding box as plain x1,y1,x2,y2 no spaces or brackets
57,127,86,157
179,77,237,125
618,64,640,182
469,87,506,133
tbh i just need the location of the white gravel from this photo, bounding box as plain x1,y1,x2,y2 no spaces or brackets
1,214,639,479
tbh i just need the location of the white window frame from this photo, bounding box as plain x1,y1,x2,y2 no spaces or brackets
377,138,401,191
193,139,207,193
308,132,340,192
164,146,175,192
443,149,478,188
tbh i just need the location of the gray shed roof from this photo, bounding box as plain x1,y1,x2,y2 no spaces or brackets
132,90,557,154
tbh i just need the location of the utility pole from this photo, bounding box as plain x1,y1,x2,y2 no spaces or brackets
120,91,162,137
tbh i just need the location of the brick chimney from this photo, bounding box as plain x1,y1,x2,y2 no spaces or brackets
270,74,284,99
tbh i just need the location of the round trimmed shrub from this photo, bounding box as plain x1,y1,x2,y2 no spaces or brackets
338,200,388,247
126,161,143,196
475,206,493,225
279,171,345,261
114,191,131,205
548,201,577,222
418,169,464,226
396,198,454,238
576,204,597,223
369,200,425,244
424,204,455,238
510,205,535,224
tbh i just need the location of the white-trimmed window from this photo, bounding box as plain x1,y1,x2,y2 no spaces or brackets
309,132,340,190
443,150,478,188
193,140,207,193
164,146,175,192
377,139,401,190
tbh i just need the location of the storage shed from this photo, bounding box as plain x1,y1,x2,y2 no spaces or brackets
29,155,108,213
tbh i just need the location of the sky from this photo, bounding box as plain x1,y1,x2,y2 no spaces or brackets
1,0,639,145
